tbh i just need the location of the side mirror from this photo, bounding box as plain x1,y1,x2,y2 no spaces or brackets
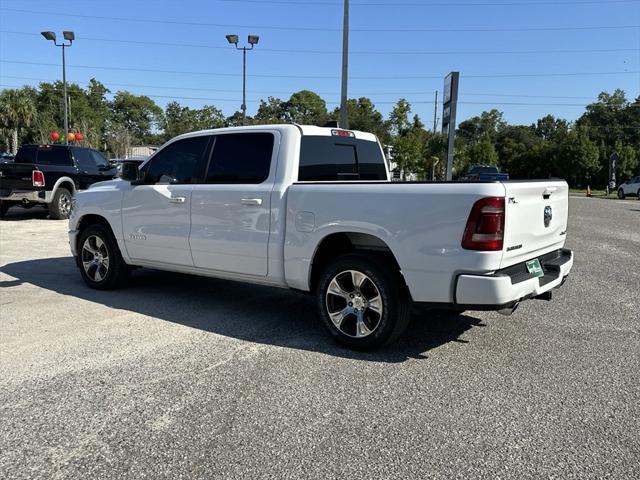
121,161,141,182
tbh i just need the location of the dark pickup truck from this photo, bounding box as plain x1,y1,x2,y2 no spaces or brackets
460,165,510,182
0,144,117,219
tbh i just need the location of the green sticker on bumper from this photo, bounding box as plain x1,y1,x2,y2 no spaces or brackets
526,259,544,278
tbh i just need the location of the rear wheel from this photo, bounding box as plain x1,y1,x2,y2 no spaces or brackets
48,187,73,220
317,253,411,350
617,188,625,199
637,188,640,200
77,224,130,290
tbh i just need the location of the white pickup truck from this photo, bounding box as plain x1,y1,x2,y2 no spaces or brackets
69,125,573,349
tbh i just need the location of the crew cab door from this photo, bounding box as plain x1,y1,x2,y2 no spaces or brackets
121,135,211,267
73,148,114,189
189,131,277,276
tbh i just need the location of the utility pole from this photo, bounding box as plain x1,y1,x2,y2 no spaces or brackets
339,0,349,129
431,90,438,180
433,90,438,134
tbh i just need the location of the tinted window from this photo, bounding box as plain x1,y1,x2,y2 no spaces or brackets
205,133,274,184
14,146,37,163
37,146,72,166
90,150,110,169
145,136,210,184
74,149,95,172
299,136,387,181
470,166,499,174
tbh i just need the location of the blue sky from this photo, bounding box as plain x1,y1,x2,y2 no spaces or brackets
0,0,639,128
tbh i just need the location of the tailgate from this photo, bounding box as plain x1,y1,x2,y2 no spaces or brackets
501,180,568,268
0,163,37,191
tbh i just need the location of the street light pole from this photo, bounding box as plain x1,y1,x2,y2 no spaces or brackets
339,0,349,129
61,43,68,145
242,46,247,125
41,31,74,145
226,34,259,126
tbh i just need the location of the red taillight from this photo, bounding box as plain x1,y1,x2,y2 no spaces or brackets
331,129,355,138
462,196,505,251
32,170,45,187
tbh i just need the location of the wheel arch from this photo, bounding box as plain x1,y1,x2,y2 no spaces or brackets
75,213,117,253
51,176,77,196
308,232,404,293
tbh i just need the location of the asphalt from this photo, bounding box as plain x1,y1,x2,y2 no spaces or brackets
0,197,639,479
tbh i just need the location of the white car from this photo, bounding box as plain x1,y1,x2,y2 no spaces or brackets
69,125,573,349
618,176,640,199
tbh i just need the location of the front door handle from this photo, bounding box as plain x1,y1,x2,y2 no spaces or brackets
241,198,263,206
169,196,186,204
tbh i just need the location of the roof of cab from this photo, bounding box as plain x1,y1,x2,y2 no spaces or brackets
171,124,378,143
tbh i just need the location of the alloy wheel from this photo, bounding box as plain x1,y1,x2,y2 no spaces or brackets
59,192,72,216
81,235,110,282
325,269,383,338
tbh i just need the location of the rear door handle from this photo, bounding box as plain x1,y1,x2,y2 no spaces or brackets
169,196,186,204
241,198,263,206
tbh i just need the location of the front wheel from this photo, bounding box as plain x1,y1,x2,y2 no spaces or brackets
317,253,411,350
77,224,130,290
617,188,625,199
637,188,640,200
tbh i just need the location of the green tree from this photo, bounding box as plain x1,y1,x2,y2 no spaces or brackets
614,141,638,180
0,88,37,154
111,91,163,140
534,115,568,141
285,90,327,125
458,109,505,144
254,96,287,124
331,97,390,144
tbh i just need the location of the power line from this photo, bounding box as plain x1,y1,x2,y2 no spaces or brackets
2,30,637,57
2,81,638,109
219,0,640,6
0,75,610,100
3,59,638,80
1,8,638,33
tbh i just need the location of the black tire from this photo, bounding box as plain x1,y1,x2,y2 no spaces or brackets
316,253,411,350
637,188,640,200
77,224,130,290
48,187,73,220
0,201,12,217
617,188,625,200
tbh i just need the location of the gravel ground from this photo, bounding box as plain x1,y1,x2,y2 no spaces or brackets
0,197,639,479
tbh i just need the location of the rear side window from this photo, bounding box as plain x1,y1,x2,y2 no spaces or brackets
205,133,274,184
37,147,72,166
298,136,387,181
145,136,210,185
14,146,37,163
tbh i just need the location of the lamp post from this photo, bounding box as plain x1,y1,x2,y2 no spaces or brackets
226,34,259,126
41,30,74,145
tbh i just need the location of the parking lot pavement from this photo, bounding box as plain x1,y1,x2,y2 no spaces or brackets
0,198,639,480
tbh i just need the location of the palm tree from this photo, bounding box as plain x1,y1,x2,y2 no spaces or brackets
0,88,37,154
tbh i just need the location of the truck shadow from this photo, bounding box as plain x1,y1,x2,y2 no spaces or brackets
0,256,486,363
0,207,51,221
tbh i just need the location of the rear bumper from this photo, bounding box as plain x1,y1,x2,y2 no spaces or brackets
0,189,48,203
454,249,573,308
